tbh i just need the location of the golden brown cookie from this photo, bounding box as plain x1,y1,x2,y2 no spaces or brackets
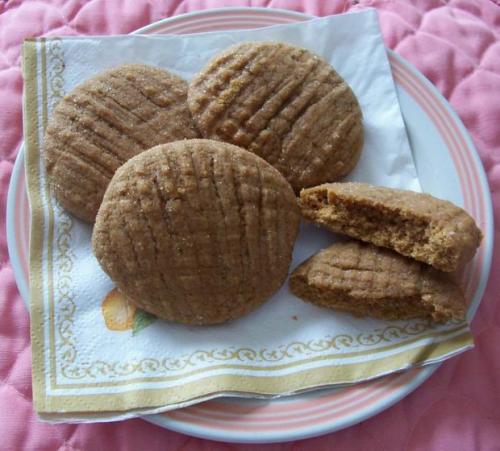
300,182,482,272
92,139,300,325
188,42,363,192
290,240,466,322
44,64,199,222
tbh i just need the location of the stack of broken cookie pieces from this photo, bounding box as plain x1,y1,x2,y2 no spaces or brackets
43,41,481,327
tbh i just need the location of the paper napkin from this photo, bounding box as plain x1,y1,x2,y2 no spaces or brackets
22,10,473,422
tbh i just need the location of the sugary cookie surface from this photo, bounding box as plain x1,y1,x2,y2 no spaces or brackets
290,240,466,321
188,42,364,192
93,139,300,325
44,64,199,222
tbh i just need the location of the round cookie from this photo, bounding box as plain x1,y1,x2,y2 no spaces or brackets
44,64,199,222
92,139,301,325
188,42,364,192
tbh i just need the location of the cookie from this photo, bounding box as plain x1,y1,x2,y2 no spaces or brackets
290,240,466,322
92,139,300,325
188,42,363,192
300,182,482,272
44,64,199,222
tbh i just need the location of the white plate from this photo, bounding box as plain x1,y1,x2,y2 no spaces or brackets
7,7,493,444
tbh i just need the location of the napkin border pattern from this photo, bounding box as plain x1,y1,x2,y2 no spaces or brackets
61,320,467,381
45,39,81,381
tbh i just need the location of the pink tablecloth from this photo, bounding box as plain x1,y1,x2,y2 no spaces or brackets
1,1,499,449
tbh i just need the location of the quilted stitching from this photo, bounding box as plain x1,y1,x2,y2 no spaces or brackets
0,1,499,450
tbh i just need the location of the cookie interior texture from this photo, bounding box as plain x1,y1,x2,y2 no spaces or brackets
188,41,364,192
300,182,482,272
92,139,301,325
44,63,199,222
290,240,466,322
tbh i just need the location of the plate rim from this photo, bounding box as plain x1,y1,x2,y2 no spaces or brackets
6,6,493,444
145,368,437,444
7,143,29,302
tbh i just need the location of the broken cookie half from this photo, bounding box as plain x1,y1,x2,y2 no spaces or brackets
290,240,466,322
299,182,482,272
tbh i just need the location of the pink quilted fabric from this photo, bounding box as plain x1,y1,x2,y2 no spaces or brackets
1,0,499,449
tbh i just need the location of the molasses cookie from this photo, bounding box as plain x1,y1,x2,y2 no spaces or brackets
290,240,466,322
44,64,199,222
188,42,363,192
299,182,482,272
92,139,300,325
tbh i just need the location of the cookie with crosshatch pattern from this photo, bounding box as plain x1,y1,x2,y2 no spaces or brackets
290,240,466,321
188,41,364,192
92,139,300,325
44,64,199,222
